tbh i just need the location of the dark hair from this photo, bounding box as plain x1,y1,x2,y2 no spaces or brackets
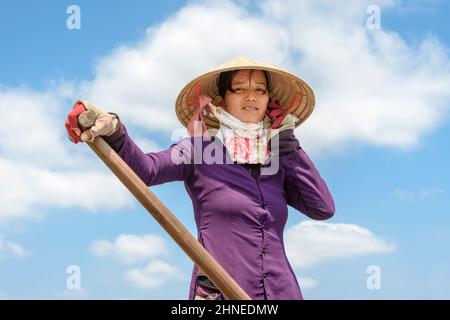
217,69,271,98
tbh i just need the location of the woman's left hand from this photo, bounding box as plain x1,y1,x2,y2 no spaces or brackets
266,99,297,130
266,100,287,129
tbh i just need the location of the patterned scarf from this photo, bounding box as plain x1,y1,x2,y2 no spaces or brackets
208,103,272,164
186,95,298,165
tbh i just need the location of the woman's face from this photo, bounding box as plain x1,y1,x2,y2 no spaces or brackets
218,69,269,124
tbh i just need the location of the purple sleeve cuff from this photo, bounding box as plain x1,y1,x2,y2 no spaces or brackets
275,129,301,157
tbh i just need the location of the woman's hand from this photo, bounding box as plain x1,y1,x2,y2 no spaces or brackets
65,100,118,144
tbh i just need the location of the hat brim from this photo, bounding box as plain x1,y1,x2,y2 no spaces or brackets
175,57,315,130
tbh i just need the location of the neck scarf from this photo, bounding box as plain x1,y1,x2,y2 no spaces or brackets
186,95,298,165
208,103,272,164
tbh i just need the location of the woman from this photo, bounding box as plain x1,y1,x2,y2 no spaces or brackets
65,57,335,300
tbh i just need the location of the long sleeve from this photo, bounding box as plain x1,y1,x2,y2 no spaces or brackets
103,120,194,187
279,130,335,220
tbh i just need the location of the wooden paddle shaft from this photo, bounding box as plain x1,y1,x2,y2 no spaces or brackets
86,136,251,300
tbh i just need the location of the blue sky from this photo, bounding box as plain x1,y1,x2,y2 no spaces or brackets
0,0,449,299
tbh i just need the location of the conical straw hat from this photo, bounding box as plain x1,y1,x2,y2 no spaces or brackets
175,56,315,130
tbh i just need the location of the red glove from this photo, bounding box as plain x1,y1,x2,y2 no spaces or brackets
65,101,86,144
266,100,287,129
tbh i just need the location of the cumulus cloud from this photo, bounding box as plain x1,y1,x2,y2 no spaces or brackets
0,85,81,169
0,156,132,222
298,277,318,289
79,0,450,156
90,234,168,264
258,0,450,155
0,234,29,258
2,0,450,223
0,86,135,223
78,0,290,134
124,259,183,289
133,137,164,153
285,221,395,268
90,234,182,289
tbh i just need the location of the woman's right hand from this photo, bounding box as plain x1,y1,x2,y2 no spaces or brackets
65,100,118,144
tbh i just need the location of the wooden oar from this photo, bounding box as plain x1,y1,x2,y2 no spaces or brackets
83,134,251,300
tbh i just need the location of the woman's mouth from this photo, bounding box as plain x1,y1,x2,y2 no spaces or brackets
243,106,258,112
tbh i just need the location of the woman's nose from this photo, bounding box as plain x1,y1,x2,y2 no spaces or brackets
245,94,256,102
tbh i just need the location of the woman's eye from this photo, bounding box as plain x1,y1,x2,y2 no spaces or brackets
231,87,266,94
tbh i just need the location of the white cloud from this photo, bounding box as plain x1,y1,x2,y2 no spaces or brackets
0,157,132,222
78,0,290,134
133,137,164,153
75,0,450,157
124,259,183,289
0,86,133,224
393,187,445,202
2,0,450,223
5,242,29,258
90,234,167,264
259,0,450,155
285,221,395,268
0,234,29,258
0,86,75,169
90,234,182,289
298,277,318,289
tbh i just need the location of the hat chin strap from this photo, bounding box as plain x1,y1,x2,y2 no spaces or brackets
186,93,270,164
208,103,266,132
187,94,212,137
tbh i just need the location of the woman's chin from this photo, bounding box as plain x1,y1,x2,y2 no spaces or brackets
237,114,261,124
240,118,258,124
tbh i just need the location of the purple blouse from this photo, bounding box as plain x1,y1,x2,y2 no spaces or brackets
104,121,335,300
